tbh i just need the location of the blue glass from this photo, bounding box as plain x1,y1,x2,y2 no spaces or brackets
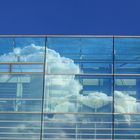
14,37,45,47
0,38,13,55
114,38,140,139
0,114,41,139
43,114,112,139
44,75,113,113
114,114,140,139
0,37,45,139
1,36,140,139
47,38,112,58
12,64,43,72
47,37,113,74
0,64,9,72
43,37,113,139
115,76,140,100
115,38,140,74
115,38,140,60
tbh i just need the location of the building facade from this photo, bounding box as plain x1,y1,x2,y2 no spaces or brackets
0,36,140,139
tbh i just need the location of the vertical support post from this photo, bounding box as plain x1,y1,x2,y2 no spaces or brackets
112,36,115,140
40,37,47,140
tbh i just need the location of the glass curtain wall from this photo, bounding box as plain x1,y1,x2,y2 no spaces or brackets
0,36,140,140
0,37,45,140
114,38,140,139
43,37,113,140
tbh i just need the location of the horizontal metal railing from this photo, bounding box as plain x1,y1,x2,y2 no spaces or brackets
0,35,140,38
0,137,137,139
0,120,139,124
0,136,138,140
0,138,114,140
0,112,139,115
0,98,140,102
0,62,44,75
0,62,140,75
0,127,140,130
1,133,140,136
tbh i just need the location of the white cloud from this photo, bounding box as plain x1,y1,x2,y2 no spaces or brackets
114,91,137,123
79,92,112,109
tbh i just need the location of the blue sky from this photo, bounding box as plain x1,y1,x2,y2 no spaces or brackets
0,0,140,35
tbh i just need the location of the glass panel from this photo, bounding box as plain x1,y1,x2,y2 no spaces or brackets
0,38,13,55
47,37,113,74
2,36,140,139
0,114,41,139
14,37,45,47
0,37,45,73
115,38,140,74
12,64,43,72
43,113,112,139
44,75,112,113
43,37,113,139
114,114,140,139
114,76,140,140
0,74,43,111
115,77,140,100
0,64,9,72
114,37,140,139
0,37,45,139
115,38,140,61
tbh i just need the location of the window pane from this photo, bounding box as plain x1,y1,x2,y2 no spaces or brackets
43,37,113,139
2,36,140,139
43,113,112,139
115,38,140,74
114,37,140,139
47,37,113,74
0,37,45,139
0,38,13,55
44,75,112,113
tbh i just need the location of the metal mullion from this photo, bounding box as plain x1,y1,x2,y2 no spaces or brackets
112,36,115,140
0,35,139,38
40,37,47,140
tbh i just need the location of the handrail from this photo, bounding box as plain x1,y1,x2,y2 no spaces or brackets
0,112,140,115
0,62,140,75
0,120,139,123
1,133,140,136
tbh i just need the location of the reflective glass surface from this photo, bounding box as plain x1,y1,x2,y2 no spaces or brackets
0,37,45,139
0,36,140,139
114,38,140,139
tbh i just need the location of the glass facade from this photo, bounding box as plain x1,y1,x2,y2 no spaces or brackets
0,36,140,139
